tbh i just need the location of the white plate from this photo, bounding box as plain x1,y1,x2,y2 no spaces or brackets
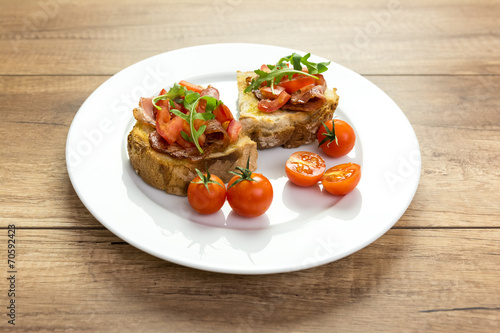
66,43,420,274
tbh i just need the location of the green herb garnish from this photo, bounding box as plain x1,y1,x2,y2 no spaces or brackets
244,52,331,93
170,90,220,154
152,83,221,154
152,83,186,110
227,157,255,189
191,167,224,193
318,121,339,147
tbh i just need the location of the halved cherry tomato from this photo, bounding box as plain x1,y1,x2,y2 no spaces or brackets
226,119,242,143
213,103,234,124
257,90,291,112
227,162,273,217
279,75,316,94
317,119,356,157
188,171,226,215
179,80,203,93
285,151,326,187
259,85,285,100
322,163,361,195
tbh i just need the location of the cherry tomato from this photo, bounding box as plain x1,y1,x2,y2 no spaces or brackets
285,151,326,187
187,171,226,215
257,90,291,112
322,163,361,195
227,163,273,217
317,119,356,157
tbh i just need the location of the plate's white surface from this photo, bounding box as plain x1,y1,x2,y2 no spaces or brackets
66,43,420,274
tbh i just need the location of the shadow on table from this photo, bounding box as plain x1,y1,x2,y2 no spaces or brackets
103,227,410,331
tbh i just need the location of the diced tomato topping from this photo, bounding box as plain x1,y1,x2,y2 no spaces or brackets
279,75,316,94
157,114,184,144
176,118,206,148
156,98,170,108
260,64,271,73
193,119,206,146
257,90,291,112
168,99,188,114
213,104,234,124
226,119,242,143
179,80,203,93
160,88,167,95
259,85,285,100
196,99,207,113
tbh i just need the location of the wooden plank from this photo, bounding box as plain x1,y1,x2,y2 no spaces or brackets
1,228,499,332
0,74,499,228
0,0,499,75
0,76,108,228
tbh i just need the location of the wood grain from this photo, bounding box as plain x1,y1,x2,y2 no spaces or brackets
0,75,498,228
0,0,499,75
1,0,500,332
1,228,498,332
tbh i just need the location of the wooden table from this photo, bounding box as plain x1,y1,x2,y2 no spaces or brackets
1,0,499,331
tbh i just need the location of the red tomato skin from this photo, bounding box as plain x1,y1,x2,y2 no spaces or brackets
322,163,361,196
226,119,242,143
213,103,234,124
257,90,291,112
187,175,226,215
157,111,183,145
317,119,356,158
285,151,326,187
279,75,316,94
227,174,273,218
179,80,203,93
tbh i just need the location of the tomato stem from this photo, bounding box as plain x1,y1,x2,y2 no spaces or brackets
228,157,255,189
191,168,224,193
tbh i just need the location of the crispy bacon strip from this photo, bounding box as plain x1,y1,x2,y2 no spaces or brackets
289,84,326,105
204,119,230,148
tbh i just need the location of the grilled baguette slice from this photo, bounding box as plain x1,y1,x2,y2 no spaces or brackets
127,122,258,196
237,71,339,149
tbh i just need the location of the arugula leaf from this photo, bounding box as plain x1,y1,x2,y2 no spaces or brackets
152,83,186,111
171,95,217,154
244,68,318,93
244,52,331,93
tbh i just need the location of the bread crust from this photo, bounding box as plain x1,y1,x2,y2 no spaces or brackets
127,122,258,196
237,71,339,149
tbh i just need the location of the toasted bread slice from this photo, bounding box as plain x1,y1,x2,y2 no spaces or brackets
127,122,258,196
237,71,339,149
